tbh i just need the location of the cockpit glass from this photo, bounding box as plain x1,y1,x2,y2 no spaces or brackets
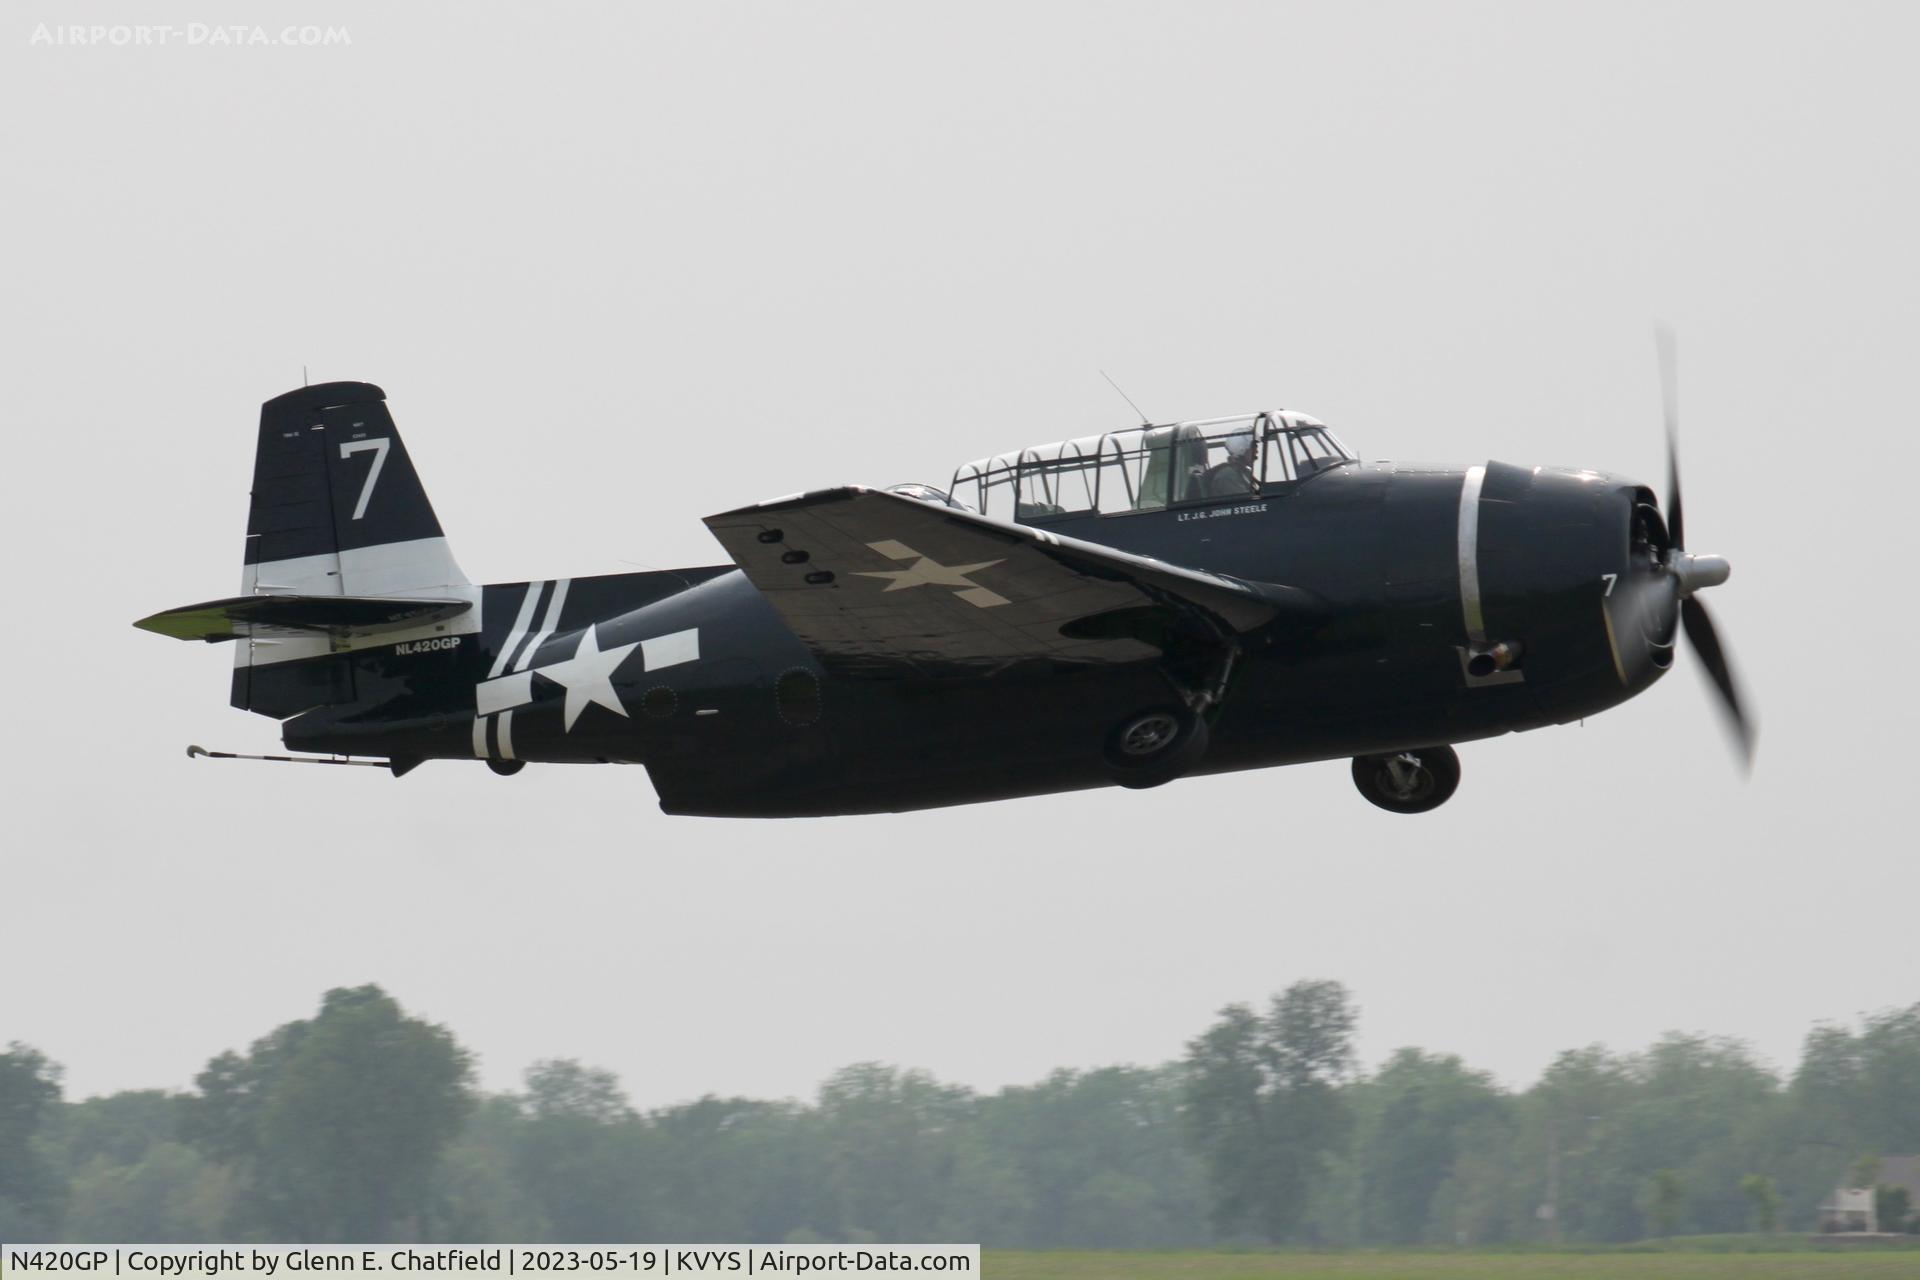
1289,428,1344,476
951,412,1352,523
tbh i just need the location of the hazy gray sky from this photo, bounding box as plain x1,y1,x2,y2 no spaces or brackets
4,1,1915,1108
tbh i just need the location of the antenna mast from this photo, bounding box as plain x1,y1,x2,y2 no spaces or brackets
1100,370,1152,426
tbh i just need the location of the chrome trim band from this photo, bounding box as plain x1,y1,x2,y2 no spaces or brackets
1458,465,1488,646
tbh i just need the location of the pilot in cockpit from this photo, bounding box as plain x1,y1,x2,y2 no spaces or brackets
1201,428,1258,498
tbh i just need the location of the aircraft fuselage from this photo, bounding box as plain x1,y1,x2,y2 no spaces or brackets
280,460,1663,815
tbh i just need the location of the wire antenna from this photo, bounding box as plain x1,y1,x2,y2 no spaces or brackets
1100,370,1152,426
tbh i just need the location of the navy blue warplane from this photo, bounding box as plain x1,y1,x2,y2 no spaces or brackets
137,364,1748,815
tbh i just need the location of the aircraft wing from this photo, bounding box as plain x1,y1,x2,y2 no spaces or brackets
704,487,1317,676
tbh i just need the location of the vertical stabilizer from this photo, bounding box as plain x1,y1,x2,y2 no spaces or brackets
233,382,474,715
242,381,468,597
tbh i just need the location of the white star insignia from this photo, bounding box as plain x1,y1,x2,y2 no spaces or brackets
534,622,640,730
852,540,1010,608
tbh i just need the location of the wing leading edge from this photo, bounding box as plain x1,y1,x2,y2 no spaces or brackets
704,487,1318,677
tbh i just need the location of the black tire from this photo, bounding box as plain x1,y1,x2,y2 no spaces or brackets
1105,706,1210,790
1350,745,1460,814
486,758,526,777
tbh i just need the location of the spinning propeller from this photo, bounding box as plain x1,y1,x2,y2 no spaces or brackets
1606,330,1754,767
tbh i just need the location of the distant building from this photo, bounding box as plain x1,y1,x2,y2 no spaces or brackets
1819,1155,1920,1234
1819,1188,1875,1234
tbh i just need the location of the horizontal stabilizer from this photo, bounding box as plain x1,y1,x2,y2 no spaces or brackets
134,594,471,643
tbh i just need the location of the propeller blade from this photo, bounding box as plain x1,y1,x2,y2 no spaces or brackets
1681,595,1754,768
1657,326,1684,550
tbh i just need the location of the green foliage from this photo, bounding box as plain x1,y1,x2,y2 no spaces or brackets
508,1060,648,1241
813,1063,970,1240
1517,1035,1781,1244
1643,1168,1686,1237
427,1095,542,1242
41,1090,186,1172
960,1066,1208,1247
64,1142,231,1240
23,990,1920,1249
182,984,474,1241
1184,980,1358,1242
1793,1006,1920,1203
1741,1174,1781,1232
26,1086,225,1239
1350,1049,1509,1244
0,1043,66,1235
1876,1184,1913,1234
0,1042,67,1237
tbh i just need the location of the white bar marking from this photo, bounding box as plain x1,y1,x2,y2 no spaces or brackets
642,627,700,671
513,577,571,672
489,580,545,679
476,670,535,716
1458,465,1488,646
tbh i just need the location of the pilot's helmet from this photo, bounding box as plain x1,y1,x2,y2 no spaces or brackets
1224,429,1255,463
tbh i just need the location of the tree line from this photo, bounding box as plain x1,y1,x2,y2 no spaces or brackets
2,982,1916,1246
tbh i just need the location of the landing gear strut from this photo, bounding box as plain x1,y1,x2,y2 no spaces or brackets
1351,744,1460,814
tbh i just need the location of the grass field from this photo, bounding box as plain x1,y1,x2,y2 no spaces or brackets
984,1245,1920,1279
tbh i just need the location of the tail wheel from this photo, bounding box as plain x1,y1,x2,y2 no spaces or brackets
1105,706,1209,790
1351,745,1460,814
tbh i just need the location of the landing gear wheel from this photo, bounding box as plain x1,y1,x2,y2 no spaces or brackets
487,758,526,777
1350,745,1459,814
1104,706,1210,790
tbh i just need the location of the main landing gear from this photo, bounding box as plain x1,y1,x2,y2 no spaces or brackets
1103,636,1239,790
1350,744,1460,814
1104,706,1211,789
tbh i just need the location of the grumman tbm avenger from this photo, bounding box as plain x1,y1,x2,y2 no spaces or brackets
136,354,1750,815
